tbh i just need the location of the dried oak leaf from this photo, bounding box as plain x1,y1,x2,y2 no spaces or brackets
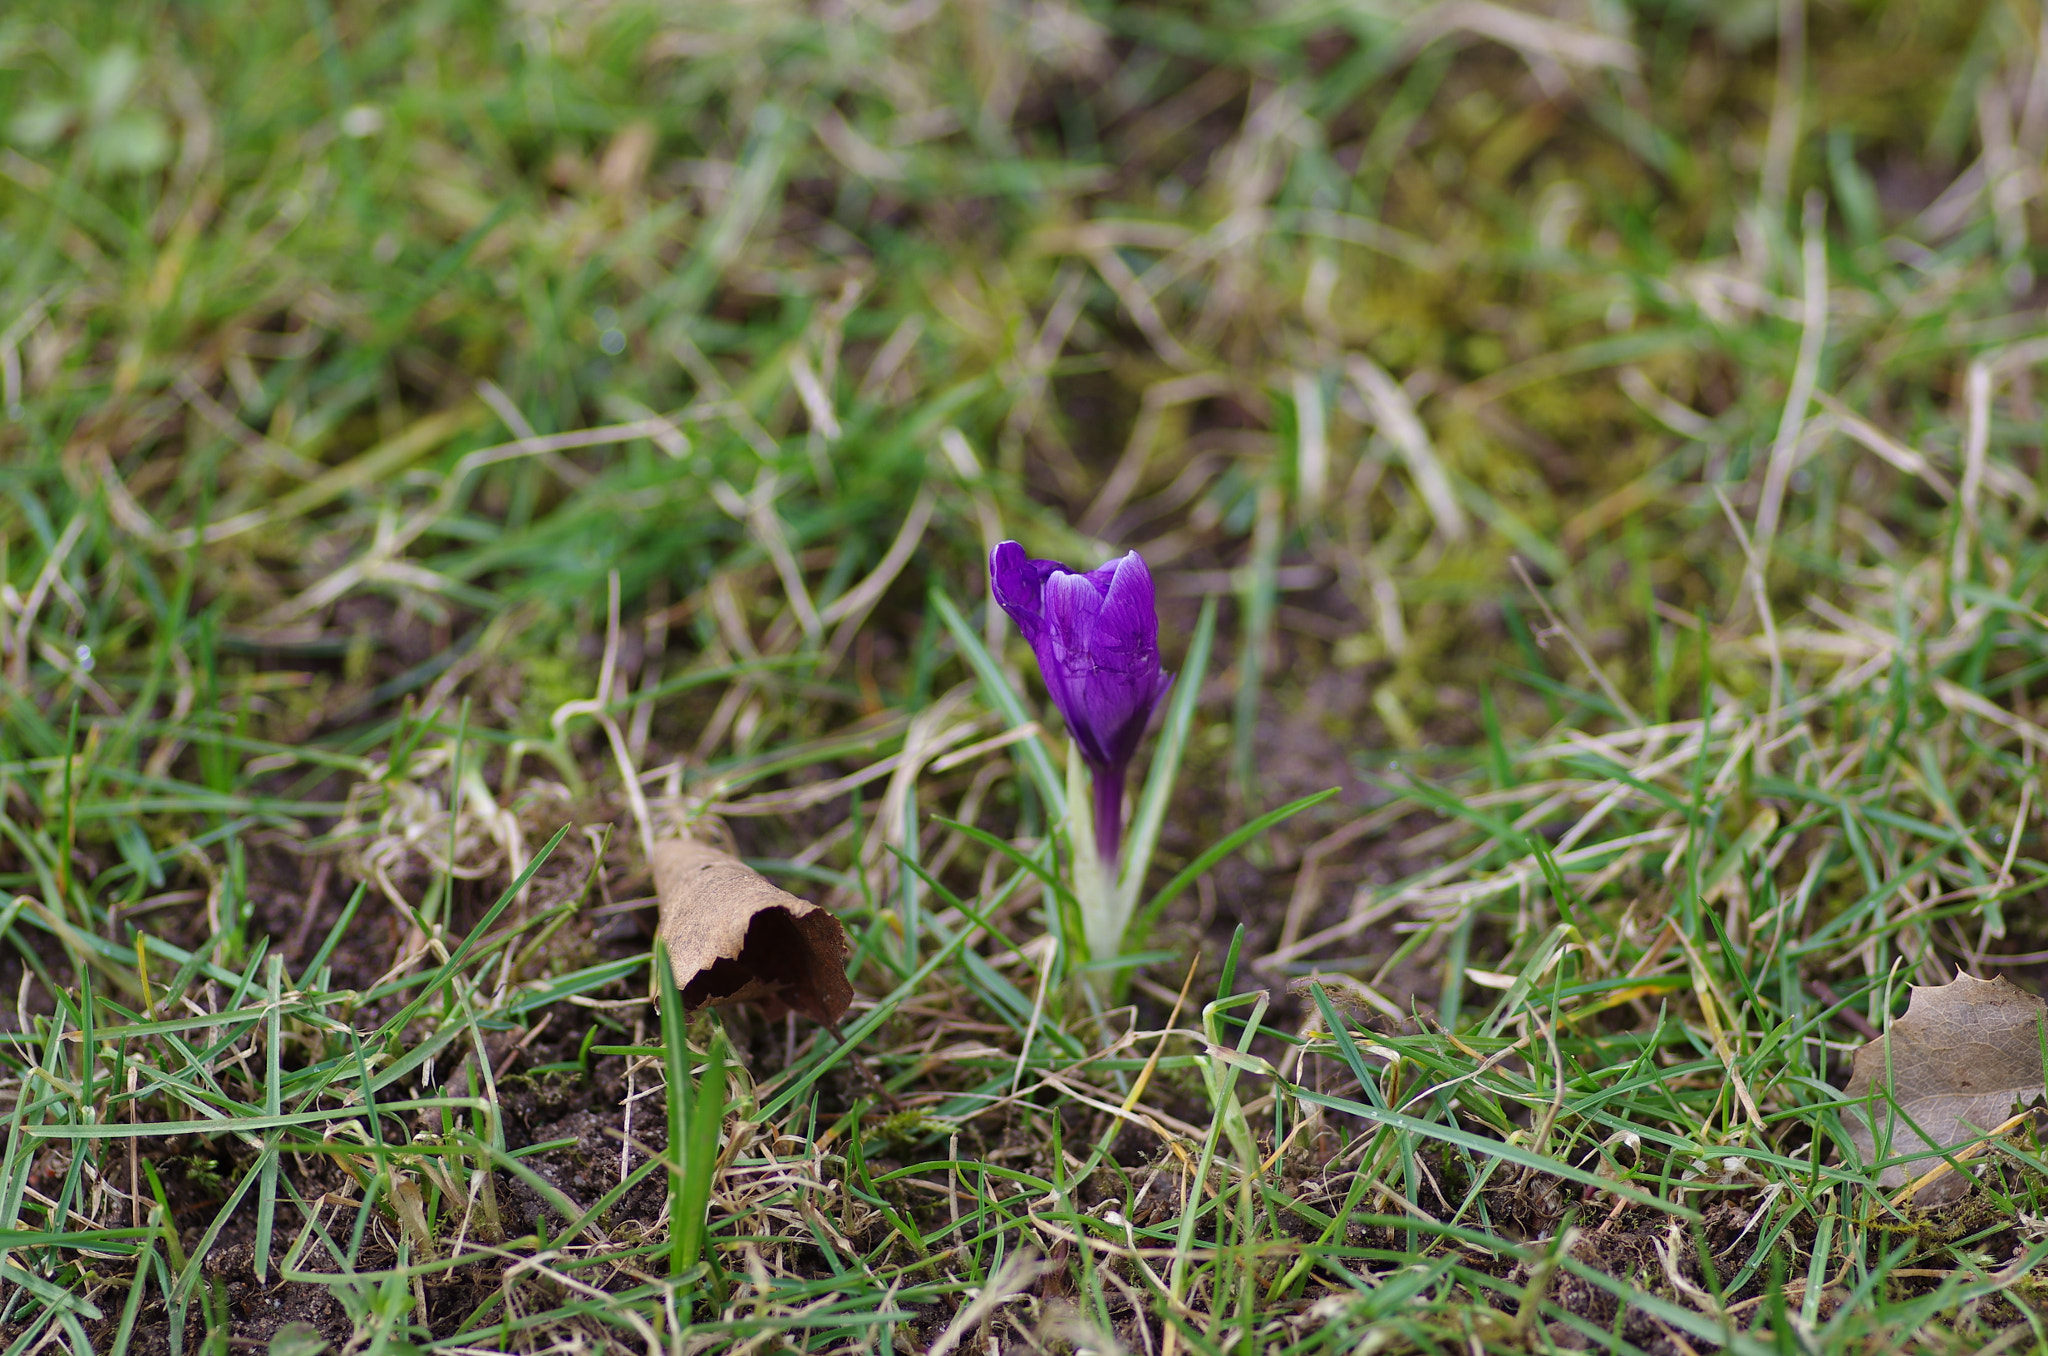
1841,971,2046,1203
653,836,853,1025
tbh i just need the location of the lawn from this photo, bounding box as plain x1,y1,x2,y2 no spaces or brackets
4,1,2048,1352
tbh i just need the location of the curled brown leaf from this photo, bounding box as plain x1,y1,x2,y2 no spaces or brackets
653,836,853,1026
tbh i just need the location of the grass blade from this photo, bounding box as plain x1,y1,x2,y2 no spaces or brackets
930,585,1065,816
1116,596,1217,923
1130,788,1341,946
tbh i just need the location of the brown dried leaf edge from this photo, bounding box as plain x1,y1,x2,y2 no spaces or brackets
653,836,853,1026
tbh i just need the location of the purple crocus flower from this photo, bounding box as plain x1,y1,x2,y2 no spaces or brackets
989,541,1174,865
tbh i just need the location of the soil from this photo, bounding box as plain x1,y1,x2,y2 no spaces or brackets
74,1040,677,1354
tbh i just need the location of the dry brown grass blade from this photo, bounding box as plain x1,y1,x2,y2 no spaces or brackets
653,835,853,1025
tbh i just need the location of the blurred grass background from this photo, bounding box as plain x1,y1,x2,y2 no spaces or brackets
10,0,2048,1351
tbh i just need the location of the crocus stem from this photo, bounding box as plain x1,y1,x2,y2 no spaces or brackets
1092,765,1125,869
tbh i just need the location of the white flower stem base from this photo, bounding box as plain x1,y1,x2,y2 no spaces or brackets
1069,741,1129,962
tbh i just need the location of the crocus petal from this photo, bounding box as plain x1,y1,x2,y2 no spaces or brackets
1093,552,1159,675
1042,563,1106,641
990,543,1175,797
1054,553,1172,771
1080,558,1162,764
989,541,1062,646
1080,555,1123,598
1076,659,1169,771
1040,568,1111,764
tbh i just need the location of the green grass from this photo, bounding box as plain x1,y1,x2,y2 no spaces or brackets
7,0,2048,1351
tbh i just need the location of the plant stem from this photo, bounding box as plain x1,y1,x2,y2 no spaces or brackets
1093,764,1125,869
